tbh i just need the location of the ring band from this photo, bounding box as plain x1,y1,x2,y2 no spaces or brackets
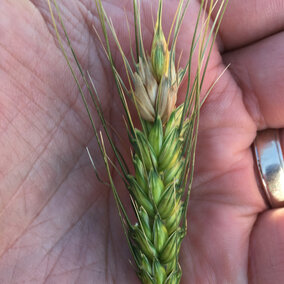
253,129,284,208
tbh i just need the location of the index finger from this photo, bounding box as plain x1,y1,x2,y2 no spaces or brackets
213,0,284,51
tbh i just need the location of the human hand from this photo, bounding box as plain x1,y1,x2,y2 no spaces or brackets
0,0,283,283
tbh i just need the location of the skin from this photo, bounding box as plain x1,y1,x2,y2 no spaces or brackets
0,0,284,283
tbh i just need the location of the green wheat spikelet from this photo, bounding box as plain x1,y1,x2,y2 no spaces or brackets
129,110,188,283
48,0,228,283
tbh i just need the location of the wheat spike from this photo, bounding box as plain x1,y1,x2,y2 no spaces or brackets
48,0,228,283
125,3,190,282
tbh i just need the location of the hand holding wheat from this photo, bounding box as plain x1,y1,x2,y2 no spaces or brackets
1,0,284,283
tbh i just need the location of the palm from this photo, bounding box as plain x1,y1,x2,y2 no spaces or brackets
1,0,283,283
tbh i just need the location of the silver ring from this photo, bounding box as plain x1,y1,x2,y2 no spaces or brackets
253,129,284,208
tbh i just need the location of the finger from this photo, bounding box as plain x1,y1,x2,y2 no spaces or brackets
249,209,284,284
224,32,284,130
184,30,284,281
195,31,284,178
214,0,284,50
